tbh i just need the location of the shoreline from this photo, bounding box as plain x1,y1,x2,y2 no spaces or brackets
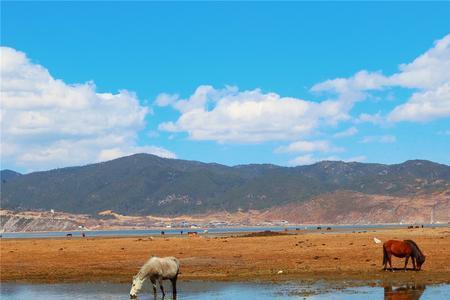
2,222,448,236
1,227,449,285
3,209,448,235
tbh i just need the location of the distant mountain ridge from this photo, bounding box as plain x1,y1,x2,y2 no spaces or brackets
1,154,449,216
0,169,22,182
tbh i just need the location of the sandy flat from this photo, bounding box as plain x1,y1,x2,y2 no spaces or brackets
1,227,449,285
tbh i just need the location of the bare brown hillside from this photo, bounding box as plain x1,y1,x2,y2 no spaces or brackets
262,190,450,224
1,189,449,232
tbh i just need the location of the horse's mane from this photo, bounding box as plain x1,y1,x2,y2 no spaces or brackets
404,240,424,258
136,256,157,278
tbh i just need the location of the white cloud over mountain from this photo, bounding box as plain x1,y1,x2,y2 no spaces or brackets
360,135,397,144
157,85,350,143
312,34,450,123
275,140,343,153
288,154,366,166
155,35,450,151
333,126,358,138
388,83,450,122
2,34,448,170
0,47,175,171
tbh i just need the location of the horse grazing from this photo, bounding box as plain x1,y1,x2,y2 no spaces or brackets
383,240,426,271
130,256,180,299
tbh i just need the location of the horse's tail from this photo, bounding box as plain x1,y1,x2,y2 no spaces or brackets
382,244,388,266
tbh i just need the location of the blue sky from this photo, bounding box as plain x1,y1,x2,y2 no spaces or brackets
1,1,450,172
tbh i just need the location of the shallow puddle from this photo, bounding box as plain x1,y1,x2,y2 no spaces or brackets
1,281,449,299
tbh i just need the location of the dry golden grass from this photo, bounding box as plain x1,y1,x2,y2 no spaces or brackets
1,227,449,284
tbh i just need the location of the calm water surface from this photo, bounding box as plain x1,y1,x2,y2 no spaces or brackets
1,281,449,300
3,224,448,239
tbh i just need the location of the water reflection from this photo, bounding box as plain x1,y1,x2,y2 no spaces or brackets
384,284,426,300
1,281,449,300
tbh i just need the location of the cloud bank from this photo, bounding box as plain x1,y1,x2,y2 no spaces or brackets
155,34,449,165
312,34,450,123
1,47,175,171
157,85,350,143
2,34,448,170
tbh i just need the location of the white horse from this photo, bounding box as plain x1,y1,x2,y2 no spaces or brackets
130,256,180,299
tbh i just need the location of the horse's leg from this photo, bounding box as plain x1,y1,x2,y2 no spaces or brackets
159,278,165,298
404,256,409,272
151,278,157,300
412,257,417,271
383,246,389,271
171,276,177,299
388,254,393,272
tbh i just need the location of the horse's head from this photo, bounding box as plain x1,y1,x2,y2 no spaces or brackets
130,275,144,299
416,255,426,270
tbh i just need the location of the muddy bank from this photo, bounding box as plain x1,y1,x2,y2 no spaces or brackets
1,228,449,285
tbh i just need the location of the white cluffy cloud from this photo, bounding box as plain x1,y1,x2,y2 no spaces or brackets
333,126,358,138
288,154,318,166
0,47,175,171
360,135,397,144
288,154,366,166
154,34,449,167
312,34,450,123
275,140,343,153
389,83,450,122
157,85,350,143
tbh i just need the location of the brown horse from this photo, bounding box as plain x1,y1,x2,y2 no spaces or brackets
383,240,426,271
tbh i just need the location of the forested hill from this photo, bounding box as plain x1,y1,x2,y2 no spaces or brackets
0,169,22,182
1,154,449,216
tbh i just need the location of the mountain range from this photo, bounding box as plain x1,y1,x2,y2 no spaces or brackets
1,154,449,220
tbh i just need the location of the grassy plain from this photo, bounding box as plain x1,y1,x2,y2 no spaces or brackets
1,227,449,285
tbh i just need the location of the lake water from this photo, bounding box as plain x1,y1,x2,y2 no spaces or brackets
3,223,448,239
1,281,449,299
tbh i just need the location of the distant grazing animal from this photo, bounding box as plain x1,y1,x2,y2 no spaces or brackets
130,256,180,299
382,240,426,271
